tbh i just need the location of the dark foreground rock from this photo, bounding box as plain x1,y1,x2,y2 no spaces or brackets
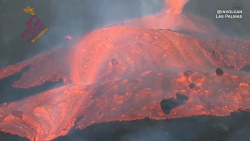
1,110,250,141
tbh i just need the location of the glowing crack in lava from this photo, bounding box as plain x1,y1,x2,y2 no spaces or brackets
0,26,250,141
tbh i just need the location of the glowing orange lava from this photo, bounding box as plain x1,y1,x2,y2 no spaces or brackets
0,26,249,141
0,1,250,140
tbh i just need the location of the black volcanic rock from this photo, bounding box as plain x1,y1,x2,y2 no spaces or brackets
111,58,119,65
11,110,23,119
216,68,224,76
176,93,189,101
189,83,196,89
160,98,184,114
183,70,194,77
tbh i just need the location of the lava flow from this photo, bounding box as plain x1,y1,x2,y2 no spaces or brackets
0,0,250,140
0,26,250,141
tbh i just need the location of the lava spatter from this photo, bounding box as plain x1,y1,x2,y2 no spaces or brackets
0,26,249,141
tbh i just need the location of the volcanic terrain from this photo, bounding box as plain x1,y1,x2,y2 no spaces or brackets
0,25,250,140
0,0,250,140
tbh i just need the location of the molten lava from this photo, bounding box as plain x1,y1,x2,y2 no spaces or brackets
0,26,249,141
0,0,250,140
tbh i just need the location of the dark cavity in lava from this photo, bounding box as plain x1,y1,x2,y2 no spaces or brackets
211,50,216,56
176,93,189,101
11,110,23,119
240,65,250,72
216,68,224,76
160,98,184,114
183,70,194,77
189,83,196,89
111,58,119,65
214,39,219,43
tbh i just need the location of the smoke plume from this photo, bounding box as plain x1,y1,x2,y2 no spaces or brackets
163,0,190,14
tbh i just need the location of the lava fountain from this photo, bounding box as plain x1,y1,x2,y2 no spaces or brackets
163,0,189,14
0,0,250,141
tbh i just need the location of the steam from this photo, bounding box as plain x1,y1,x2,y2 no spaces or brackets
95,0,165,27
120,127,169,141
163,0,190,14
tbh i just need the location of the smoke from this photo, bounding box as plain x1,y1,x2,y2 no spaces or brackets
119,119,200,141
229,127,250,141
120,127,170,141
46,0,165,34
163,0,190,14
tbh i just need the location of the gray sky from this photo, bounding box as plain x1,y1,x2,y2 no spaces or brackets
0,0,248,68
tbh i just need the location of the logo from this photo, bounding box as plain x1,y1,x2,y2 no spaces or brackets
21,6,48,43
216,7,243,19
23,6,35,15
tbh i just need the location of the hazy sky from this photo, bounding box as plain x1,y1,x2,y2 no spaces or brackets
0,0,249,68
